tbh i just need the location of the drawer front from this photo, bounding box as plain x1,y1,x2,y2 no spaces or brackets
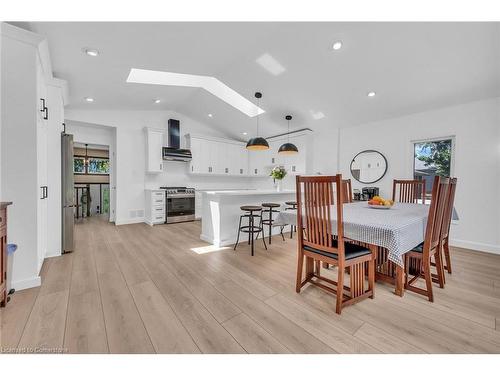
151,195,165,205
151,205,165,215
152,213,165,223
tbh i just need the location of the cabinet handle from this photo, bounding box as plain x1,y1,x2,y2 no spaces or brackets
225,168,228,173
191,166,194,172
44,186,48,199
292,166,296,172
43,107,48,120
40,98,46,112
240,169,243,174
272,158,275,164
254,169,258,174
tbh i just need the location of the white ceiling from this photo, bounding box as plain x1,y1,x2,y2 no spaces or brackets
23,22,500,140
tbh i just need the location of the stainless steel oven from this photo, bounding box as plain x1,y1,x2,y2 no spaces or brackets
161,187,195,224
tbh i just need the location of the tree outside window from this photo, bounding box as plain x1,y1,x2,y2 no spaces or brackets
413,139,453,197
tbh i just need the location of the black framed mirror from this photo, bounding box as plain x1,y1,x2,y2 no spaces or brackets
350,150,388,184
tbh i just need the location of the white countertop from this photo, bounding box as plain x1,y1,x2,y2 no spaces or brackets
203,189,295,196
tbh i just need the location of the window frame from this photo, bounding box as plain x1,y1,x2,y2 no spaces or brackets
410,135,456,200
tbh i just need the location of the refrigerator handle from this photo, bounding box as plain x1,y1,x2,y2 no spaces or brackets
44,186,48,199
40,186,45,199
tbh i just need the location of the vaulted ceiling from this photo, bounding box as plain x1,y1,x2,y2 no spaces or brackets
21,22,500,140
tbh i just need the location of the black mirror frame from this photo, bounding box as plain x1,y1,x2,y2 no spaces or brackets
350,149,388,184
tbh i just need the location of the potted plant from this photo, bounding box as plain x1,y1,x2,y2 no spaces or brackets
270,166,287,192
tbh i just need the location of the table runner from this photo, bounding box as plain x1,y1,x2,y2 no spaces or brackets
274,201,429,267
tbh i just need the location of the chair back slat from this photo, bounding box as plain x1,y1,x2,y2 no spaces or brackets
440,178,457,241
392,179,426,204
423,176,450,254
296,175,344,258
342,179,353,203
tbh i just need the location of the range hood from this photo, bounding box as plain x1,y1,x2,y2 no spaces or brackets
162,147,192,162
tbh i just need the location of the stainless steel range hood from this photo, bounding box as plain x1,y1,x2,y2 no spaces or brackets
162,147,192,162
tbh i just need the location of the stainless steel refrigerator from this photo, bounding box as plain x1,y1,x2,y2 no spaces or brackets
61,133,75,253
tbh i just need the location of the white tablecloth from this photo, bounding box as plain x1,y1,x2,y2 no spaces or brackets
274,201,429,267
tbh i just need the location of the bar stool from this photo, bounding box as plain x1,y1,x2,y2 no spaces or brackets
234,206,267,256
261,203,285,245
285,201,297,239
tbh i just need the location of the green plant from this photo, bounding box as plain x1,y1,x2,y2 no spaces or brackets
270,166,287,180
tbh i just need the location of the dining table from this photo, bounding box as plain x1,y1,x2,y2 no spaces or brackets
273,201,431,297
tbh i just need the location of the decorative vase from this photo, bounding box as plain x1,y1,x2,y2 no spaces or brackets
276,179,283,192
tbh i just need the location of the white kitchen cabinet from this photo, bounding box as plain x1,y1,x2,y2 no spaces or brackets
248,146,272,176
36,59,48,271
187,134,249,176
145,128,164,173
145,190,166,225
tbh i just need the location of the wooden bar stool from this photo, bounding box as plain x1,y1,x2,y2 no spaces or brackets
234,206,267,256
261,203,285,244
285,201,297,239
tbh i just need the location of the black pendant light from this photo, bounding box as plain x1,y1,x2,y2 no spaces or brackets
246,92,269,150
278,115,298,154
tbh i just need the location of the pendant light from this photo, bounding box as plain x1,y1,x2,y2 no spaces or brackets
246,92,269,150
278,115,298,154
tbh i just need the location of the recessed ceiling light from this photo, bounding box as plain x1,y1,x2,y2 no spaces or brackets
256,53,286,76
310,110,325,120
127,68,265,117
208,113,213,118
83,48,99,57
367,91,376,97
243,132,248,135
332,41,343,50
153,99,161,104
85,97,94,102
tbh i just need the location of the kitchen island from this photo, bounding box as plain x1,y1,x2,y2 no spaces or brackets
200,190,296,247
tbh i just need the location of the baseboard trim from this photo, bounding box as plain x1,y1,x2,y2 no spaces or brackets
11,276,41,291
115,218,145,226
450,239,500,255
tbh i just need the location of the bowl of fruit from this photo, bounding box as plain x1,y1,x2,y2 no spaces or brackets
367,196,394,209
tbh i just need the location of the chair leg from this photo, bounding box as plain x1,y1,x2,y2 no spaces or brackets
314,260,321,277
404,254,410,288
296,251,304,293
336,266,345,314
290,225,293,239
434,247,446,288
234,216,242,250
260,212,267,250
368,259,375,299
423,259,434,302
280,226,285,241
443,238,452,274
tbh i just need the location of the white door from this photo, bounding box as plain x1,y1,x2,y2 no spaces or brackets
36,61,48,271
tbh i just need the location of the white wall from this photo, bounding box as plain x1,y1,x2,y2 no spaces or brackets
65,110,257,225
332,97,500,254
1,33,40,289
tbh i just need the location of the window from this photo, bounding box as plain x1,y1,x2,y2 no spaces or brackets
413,138,453,198
73,156,110,174
74,157,86,174
88,158,110,174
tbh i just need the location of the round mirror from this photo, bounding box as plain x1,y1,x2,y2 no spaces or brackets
350,150,388,184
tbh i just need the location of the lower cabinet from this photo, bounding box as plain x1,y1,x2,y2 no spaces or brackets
145,190,165,225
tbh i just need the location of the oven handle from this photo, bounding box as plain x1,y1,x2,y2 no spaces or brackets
167,193,195,199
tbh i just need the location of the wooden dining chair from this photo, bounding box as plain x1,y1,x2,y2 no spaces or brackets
392,179,426,204
295,174,376,314
404,175,449,302
342,179,353,203
440,178,457,274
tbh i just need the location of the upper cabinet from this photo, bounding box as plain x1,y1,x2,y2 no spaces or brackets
145,128,164,173
185,131,311,178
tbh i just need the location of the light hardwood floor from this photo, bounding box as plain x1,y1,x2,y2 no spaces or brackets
1,216,500,353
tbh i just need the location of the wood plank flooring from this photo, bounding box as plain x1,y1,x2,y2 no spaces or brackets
2,215,500,353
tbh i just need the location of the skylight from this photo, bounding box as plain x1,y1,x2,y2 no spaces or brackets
256,53,286,76
126,68,265,117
